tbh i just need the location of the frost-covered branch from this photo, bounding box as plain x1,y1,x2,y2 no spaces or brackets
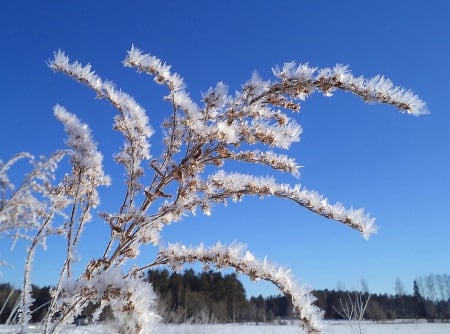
50,50,152,209
45,268,159,334
0,153,33,240
0,153,33,203
157,242,323,333
0,47,426,333
54,105,110,273
0,151,68,245
0,151,70,331
271,62,428,116
42,106,111,332
206,171,376,238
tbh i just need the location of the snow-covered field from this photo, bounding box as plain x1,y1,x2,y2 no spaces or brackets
1,321,450,334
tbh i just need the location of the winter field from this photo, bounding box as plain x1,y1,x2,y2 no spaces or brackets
1,321,450,334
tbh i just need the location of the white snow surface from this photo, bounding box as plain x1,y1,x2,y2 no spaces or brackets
1,321,449,334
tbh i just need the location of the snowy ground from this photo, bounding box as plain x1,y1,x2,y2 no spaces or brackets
1,321,450,333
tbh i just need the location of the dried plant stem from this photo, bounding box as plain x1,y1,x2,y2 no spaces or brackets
0,47,425,333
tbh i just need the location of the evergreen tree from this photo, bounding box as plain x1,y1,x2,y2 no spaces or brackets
413,280,426,318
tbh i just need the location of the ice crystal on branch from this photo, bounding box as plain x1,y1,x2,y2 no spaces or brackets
54,105,111,208
206,171,376,238
50,50,152,204
158,242,323,333
272,62,428,115
1,47,426,333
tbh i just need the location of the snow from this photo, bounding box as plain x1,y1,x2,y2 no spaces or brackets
1,321,449,334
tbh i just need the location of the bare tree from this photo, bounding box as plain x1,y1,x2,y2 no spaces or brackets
0,47,426,333
435,274,450,302
425,274,438,302
334,289,371,334
416,273,450,302
395,277,406,297
395,277,406,316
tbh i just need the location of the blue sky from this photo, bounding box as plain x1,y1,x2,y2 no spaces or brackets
0,1,449,298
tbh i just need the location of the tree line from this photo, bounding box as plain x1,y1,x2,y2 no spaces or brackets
147,270,450,322
1,271,449,324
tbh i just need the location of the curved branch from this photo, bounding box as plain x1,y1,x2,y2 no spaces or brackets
207,171,376,239
265,62,428,115
157,242,323,333
49,51,152,208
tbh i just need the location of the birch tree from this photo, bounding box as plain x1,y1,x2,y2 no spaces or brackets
0,46,426,333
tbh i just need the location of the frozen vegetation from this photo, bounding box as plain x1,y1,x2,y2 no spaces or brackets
0,47,426,333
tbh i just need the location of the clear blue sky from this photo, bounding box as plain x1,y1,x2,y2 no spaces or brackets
1,1,449,298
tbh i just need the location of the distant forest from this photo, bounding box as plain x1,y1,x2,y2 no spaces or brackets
1,270,449,324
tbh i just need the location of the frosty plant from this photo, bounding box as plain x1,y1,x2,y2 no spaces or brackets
0,46,426,334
